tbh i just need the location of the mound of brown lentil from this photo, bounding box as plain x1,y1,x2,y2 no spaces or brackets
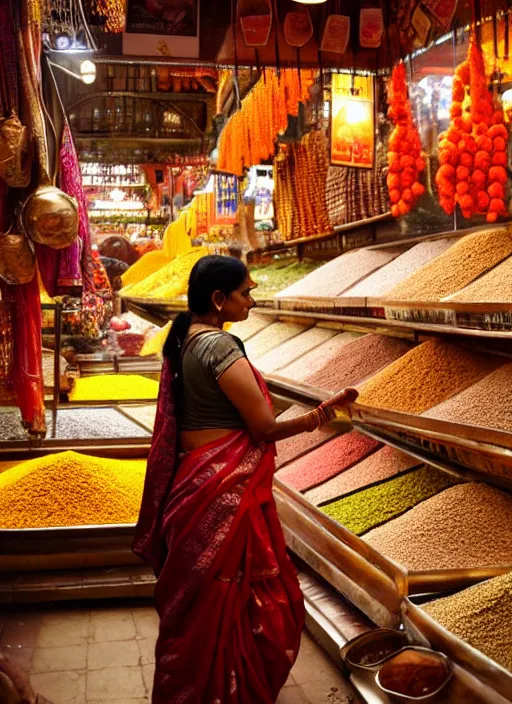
320,465,457,535
447,255,512,303
384,227,512,302
357,339,500,414
299,334,413,393
343,238,455,298
365,482,512,570
424,363,512,432
278,332,361,383
423,571,512,671
305,446,420,506
0,451,145,528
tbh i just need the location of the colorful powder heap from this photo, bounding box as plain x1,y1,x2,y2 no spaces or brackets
276,431,381,492
305,446,420,506
278,332,361,383
69,375,159,402
244,322,307,361
342,238,455,298
121,248,207,300
384,227,512,302
276,405,338,468
357,338,501,414
228,313,273,341
250,260,322,299
365,482,512,571
305,334,413,392
447,255,512,303
0,451,146,528
320,466,457,535
257,327,335,374
423,363,512,432
423,571,512,671
46,408,151,439
276,247,404,299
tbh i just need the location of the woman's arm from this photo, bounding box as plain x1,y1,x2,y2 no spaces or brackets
218,357,354,444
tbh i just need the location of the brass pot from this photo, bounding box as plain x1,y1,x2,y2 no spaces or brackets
21,184,78,249
0,110,31,189
0,229,35,284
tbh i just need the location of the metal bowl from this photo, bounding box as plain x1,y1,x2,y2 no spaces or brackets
376,646,453,702
341,628,409,673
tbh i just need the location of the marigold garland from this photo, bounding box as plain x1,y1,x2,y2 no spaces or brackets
217,68,316,176
94,0,126,33
436,39,508,223
386,63,425,218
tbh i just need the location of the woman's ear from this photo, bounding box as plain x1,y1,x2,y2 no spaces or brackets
212,290,226,312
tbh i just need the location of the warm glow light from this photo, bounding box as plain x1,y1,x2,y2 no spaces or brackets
345,101,368,125
80,60,96,85
110,189,126,202
292,0,327,3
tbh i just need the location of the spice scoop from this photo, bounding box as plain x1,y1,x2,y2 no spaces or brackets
376,647,453,702
341,628,409,673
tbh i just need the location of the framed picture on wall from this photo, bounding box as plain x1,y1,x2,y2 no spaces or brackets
331,74,375,169
123,0,200,57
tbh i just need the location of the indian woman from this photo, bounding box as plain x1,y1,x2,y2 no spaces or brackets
133,255,357,703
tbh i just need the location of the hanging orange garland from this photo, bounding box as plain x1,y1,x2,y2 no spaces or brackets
386,62,425,218
436,39,508,223
217,68,316,176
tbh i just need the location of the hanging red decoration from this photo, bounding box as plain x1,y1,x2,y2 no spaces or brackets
387,62,425,218
436,39,509,223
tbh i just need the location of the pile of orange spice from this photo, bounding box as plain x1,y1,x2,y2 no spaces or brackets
217,69,315,177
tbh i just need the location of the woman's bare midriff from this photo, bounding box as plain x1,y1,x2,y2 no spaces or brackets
180,428,239,451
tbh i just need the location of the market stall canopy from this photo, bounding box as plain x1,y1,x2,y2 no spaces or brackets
86,0,511,70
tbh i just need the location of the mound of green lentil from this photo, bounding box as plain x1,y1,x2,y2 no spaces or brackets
320,466,457,536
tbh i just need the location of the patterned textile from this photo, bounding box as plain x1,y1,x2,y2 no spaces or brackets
57,125,86,290
134,362,304,703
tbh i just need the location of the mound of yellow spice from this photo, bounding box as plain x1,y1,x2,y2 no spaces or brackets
69,374,159,402
0,451,146,528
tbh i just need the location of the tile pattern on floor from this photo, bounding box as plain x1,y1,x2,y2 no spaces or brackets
0,602,360,703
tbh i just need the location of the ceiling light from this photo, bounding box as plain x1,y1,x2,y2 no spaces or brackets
80,60,96,85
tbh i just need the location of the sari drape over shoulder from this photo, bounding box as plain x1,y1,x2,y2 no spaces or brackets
133,358,304,704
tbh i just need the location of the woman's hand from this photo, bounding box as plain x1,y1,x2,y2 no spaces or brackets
319,388,358,422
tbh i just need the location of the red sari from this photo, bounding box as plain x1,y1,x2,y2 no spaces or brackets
133,358,304,704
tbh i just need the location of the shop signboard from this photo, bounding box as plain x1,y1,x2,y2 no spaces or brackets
331,74,374,169
123,0,199,58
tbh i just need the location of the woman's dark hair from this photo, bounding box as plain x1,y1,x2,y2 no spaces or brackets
163,255,248,418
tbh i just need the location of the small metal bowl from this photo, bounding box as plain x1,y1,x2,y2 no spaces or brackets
376,646,453,702
341,628,410,673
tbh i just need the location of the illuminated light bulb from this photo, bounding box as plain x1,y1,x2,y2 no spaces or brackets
292,0,327,3
80,60,96,85
110,189,126,202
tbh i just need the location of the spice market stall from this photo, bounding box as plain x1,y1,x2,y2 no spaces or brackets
2,0,512,701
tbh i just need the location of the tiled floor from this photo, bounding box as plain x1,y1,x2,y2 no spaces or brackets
0,601,360,704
